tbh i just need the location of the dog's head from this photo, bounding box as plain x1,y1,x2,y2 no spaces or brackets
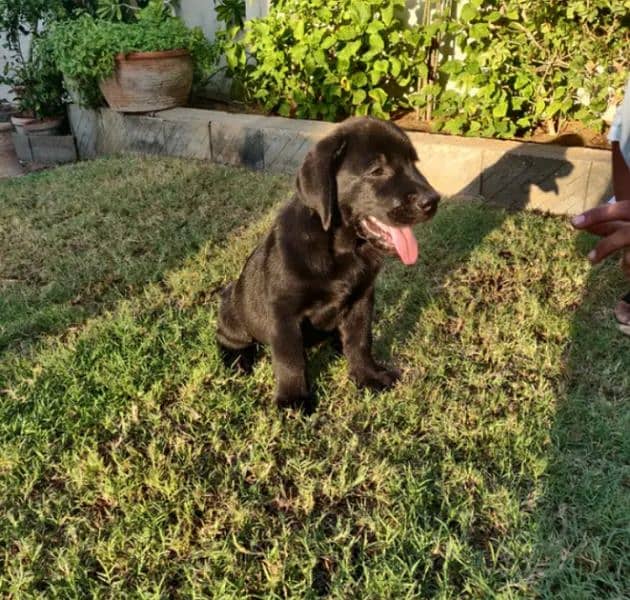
296,117,440,265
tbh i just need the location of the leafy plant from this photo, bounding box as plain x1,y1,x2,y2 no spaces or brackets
0,0,68,117
214,0,245,29
221,0,628,138
8,35,66,118
413,0,630,138
47,5,219,108
220,0,441,121
94,0,179,22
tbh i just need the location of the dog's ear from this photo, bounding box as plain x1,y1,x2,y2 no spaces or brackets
296,133,347,231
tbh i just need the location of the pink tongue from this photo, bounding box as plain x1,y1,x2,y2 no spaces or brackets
383,224,418,265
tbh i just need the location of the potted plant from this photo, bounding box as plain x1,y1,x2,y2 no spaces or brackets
8,37,66,136
48,1,219,113
0,0,67,135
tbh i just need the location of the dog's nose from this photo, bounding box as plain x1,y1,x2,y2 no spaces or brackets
411,191,440,213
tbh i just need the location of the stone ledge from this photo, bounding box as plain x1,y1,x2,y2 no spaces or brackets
11,132,77,165
68,105,612,215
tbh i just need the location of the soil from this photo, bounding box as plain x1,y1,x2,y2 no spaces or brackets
393,111,611,150
193,96,612,151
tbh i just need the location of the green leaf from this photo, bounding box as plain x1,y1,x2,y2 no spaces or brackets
492,100,508,118
293,20,305,41
351,3,372,26
553,86,567,100
546,101,563,117
470,23,489,40
369,33,384,53
337,25,358,42
366,21,386,34
374,59,389,74
351,72,368,87
321,35,336,50
370,102,388,118
352,88,367,105
370,69,382,86
389,56,401,78
337,40,362,62
440,60,463,75
460,3,478,23
382,4,394,26
368,87,388,105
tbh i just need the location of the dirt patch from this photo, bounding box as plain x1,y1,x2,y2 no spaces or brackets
192,96,611,151
394,112,610,150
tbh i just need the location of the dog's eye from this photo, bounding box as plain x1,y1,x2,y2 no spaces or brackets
368,166,385,177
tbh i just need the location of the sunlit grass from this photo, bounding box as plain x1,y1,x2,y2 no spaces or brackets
1,157,628,598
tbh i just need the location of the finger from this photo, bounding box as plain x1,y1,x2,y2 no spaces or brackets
588,227,630,263
571,201,630,229
581,221,630,237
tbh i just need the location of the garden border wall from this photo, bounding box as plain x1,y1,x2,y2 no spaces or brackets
68,104,612,215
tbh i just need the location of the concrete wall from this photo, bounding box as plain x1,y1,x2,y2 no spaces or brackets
0,34,13,103
246,0,270,20
0,32,33,104
68,104,612,216
177,0,220,40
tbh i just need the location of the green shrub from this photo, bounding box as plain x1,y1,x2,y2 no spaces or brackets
420,0,630,138
222,0,628,137
214,0,245,29
221,0,441,121
48,8,219,108
0,0,70,117
8,35,66,118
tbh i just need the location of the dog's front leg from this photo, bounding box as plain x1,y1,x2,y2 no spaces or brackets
340,288,400,390
270,316,313,411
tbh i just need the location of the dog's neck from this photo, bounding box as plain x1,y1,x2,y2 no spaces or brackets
333,225,384,269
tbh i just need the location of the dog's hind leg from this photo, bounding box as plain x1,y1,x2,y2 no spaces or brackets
216,283,258,373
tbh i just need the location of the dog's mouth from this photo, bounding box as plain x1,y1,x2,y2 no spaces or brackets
358,216,418,265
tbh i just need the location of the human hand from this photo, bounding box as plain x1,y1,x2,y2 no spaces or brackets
571,200,630,265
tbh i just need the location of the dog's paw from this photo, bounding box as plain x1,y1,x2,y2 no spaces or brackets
351,366,401,391
275,392,317,414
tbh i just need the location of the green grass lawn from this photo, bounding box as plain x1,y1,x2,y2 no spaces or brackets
1,157,628,598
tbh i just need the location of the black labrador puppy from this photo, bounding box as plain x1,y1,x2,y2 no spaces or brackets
217,117,440,410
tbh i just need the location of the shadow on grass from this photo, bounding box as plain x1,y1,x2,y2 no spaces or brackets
531,237,630,598
376,142,576,359
352,144,629,594
358,141,630,600
307,144,579,402
0,157,290,356
1,147,628,596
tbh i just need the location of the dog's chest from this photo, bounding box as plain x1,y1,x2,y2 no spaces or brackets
304,254,377,330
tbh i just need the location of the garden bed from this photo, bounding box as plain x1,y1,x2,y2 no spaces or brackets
0,157,628,596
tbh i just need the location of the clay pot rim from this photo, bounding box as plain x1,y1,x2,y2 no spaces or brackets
115,48,190,61
11,114,63,124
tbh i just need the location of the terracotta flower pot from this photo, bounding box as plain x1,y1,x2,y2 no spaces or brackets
11,114,64,136
99,49,194,113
